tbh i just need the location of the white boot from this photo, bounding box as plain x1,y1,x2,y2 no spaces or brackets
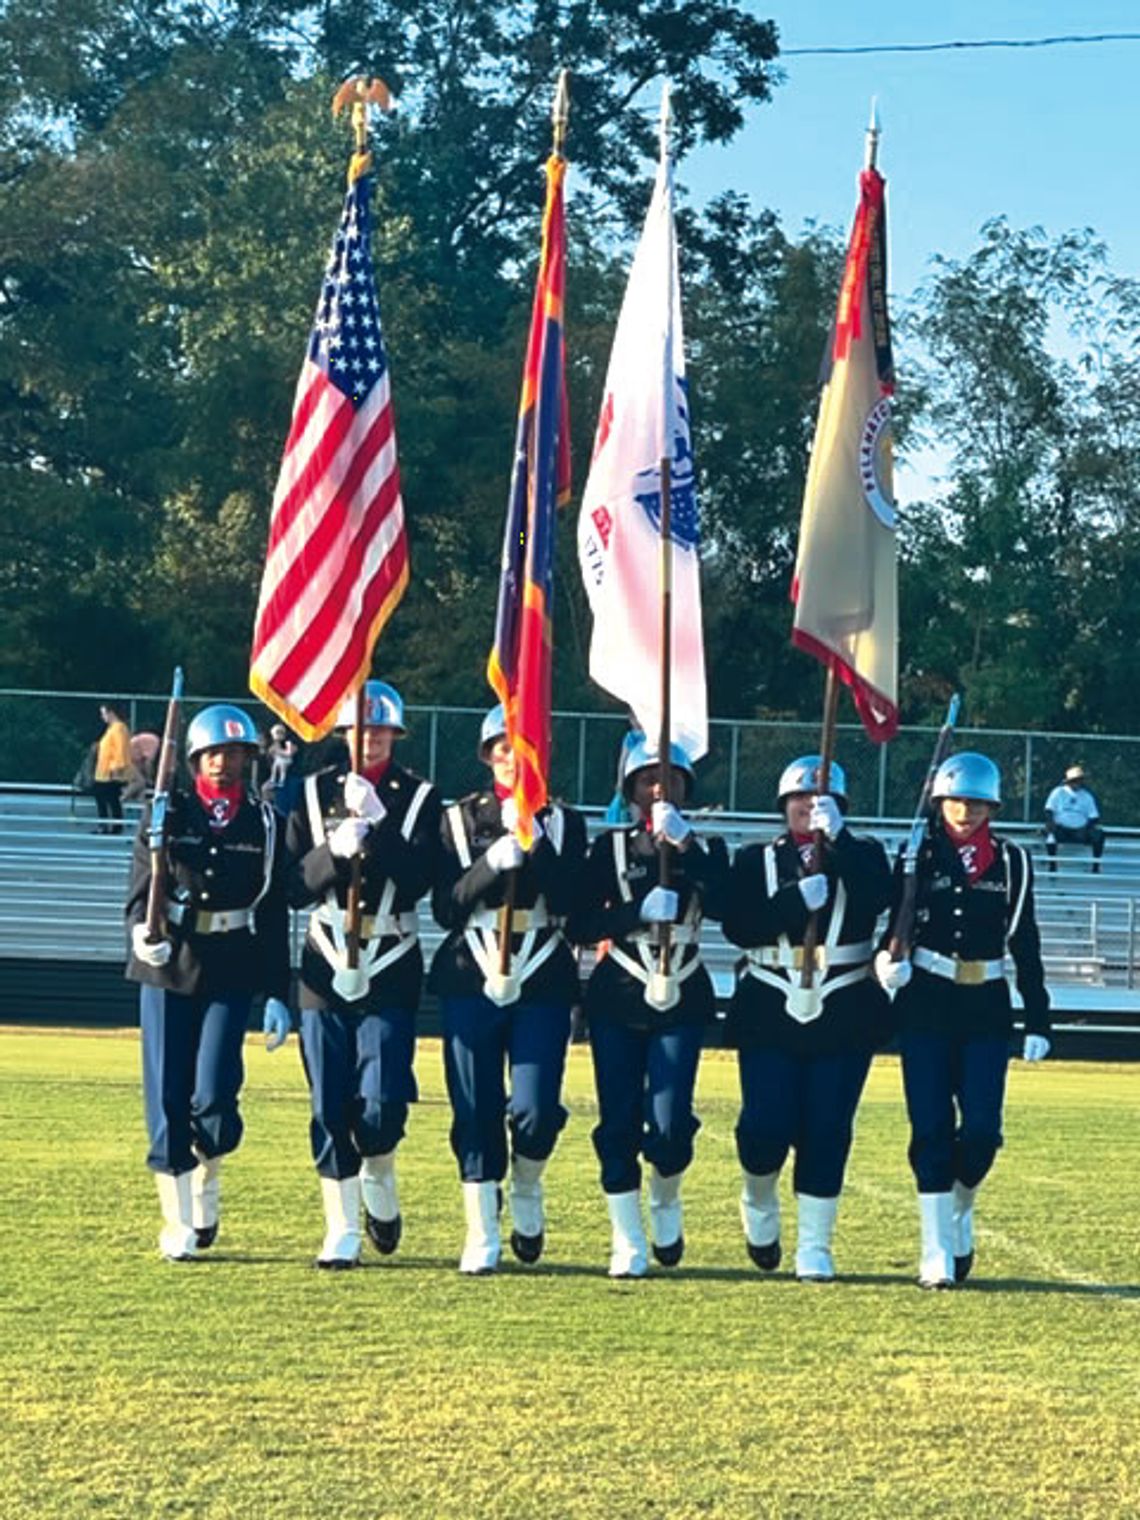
740,1169,782,1270
459,1181,501,1274
317,1175,362,1269
605,1190,648,1279
648,1166,684,1267
155,1171,197,1262
361,1151,401,1256
508,1155,546,1264
951,1180,977,1283
918,1191,955,1289
190,1156,221,1249
795,1194,838,1282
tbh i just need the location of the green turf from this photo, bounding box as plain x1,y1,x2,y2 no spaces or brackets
1,1028,1137,1519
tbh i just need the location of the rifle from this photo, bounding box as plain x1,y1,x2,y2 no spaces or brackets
143,667,184,943
886,692,960,960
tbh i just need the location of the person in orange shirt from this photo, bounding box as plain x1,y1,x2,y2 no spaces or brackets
93,701,132,835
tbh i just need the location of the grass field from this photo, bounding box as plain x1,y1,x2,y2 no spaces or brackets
1,1027,1138,1520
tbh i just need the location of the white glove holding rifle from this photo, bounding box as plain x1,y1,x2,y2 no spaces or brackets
132,923,172,967
874,950,912,991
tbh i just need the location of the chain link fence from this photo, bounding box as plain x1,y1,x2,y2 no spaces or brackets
3,688,1139,824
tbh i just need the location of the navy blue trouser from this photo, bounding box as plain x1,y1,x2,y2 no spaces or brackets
299,1006,418,1180
588,1016,703,1194
441,995,571,1182
140,985,249,1174
735,1044,873,1198
900,1029,1009,1191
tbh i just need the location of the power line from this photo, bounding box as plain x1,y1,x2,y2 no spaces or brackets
784,32,1140,57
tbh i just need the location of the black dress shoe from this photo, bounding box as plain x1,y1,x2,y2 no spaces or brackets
509,1229,544,1265
954,1250,974,1283
365,1210,402,1256
315,1256,359,1271
918,1276,954,1291
652,1235,685,1268
194,1223,218,1250
747,1238,782,1272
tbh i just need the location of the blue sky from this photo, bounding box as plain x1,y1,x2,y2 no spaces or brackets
681,4,1140,498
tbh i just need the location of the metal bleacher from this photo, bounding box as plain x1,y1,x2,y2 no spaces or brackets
2,786,1139,1050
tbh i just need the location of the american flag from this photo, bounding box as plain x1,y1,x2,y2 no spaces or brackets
249,165,408,740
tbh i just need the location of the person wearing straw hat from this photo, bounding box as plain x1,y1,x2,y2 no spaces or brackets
875,751,1051,1289
284,679,441,1270
428,705,587,1275
1044,763,1105,874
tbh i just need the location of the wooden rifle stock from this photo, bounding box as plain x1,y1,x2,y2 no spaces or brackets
886,692,961,960
143,666,184,942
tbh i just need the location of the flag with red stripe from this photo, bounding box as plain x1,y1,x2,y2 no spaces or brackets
250,160,408,740
791,158,898,741
487,153,570,848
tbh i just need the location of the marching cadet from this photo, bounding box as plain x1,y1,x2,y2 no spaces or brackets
570,735,729,1278
428,705,587,1275
721,757,891,1282
285,679,441,1270
126,705,292,1262
875,751,1051,1288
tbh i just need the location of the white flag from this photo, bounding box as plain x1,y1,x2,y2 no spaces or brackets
576,86,707,760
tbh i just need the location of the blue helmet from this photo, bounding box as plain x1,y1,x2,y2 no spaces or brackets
620,735,696,799
932,752,1002,807
336,680,406,734
479,704,507,760
185,705,259,762
777,755,848,807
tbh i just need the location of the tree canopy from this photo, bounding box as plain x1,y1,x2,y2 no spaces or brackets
3,1,1140,737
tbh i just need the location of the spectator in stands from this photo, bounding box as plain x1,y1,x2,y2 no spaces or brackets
720,756,892,1283
93,702,132,835
125,704,292,1262
1044,764,1105,874
875,751,1051,1290
569,735,728,1278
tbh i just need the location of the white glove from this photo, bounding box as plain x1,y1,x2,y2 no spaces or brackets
1045,832,1056,846
344,771,386,824
797,874,829,912
874,949,913,991
639,885,679,924
486,834,525,874
808,795,844,840
1022,1033,1051,1062
262,997,292,1053
651,800,692,848
329,816,371,859
132,923,172,967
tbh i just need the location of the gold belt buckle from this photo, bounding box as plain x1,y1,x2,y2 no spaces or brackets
496,907,531,935
955,959,986,986
793,946,827,972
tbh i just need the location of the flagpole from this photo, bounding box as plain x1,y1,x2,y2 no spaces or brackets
332,76,392,984
655,85,676,982
496,69,571,984
799,660,838,988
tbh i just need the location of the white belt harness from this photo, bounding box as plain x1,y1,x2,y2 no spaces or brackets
166,802,278,937
449,804,565,1008
740,844,871,1024
609,829,703,1014
912,947,1006,985
305,774,431,1000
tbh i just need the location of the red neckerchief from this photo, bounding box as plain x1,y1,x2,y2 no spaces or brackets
195,776,244,832
493,781,511,802
363,760,390,788
947,821,995,882
791,830,815,869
